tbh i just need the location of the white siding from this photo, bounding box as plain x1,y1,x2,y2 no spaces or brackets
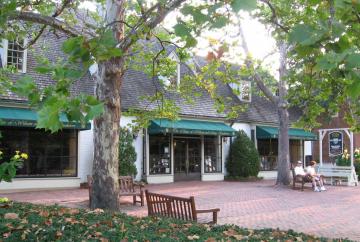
223,122,252,176
304,141,312,156
120,116,143,181
78,125,94,183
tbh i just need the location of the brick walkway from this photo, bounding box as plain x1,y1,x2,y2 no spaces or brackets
1,180,359,241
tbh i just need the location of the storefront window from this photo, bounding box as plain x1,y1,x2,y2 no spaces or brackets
204,136,222,173
258,139,278,171
149,134,171,174
0,128,77,177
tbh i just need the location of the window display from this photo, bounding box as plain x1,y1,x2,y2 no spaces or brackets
204,136,222,173
149,134,171,174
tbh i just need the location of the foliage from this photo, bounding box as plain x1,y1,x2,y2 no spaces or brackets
119,127,137,177
336,148,360,180
226,131,260,178
0,202,348,241
0,151,28,183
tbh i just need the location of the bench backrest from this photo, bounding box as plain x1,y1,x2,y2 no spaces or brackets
145,190,197,221
119,176,135,193
318,166,352,177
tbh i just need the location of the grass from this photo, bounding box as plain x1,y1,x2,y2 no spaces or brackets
0,201,352,241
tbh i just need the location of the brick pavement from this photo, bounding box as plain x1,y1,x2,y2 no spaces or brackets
1,180,359,241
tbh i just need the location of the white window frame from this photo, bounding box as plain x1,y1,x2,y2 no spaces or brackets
1,39,28,73
230,80,252,102
161,51,180,87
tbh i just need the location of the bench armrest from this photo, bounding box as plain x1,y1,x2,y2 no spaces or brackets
133,182,145,190
196,208,220,224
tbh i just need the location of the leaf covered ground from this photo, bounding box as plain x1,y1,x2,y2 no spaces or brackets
0,202,352,241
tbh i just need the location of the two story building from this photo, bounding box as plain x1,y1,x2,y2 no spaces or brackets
0,33,316,191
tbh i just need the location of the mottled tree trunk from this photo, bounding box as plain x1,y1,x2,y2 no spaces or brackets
90,0,126,210
276,41,291,185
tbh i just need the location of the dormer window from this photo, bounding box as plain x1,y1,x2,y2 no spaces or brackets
1,39,27,73
230,81,252,102
160,51,181,88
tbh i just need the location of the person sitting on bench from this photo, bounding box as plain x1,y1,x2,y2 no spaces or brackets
294,161,320,192
306,160,326,191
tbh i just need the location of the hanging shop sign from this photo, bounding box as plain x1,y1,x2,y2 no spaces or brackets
329,131,343,156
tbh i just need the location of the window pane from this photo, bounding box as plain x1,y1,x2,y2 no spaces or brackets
149,134,171,174
204,136,222,173
7,40,25,71
0,128,77,177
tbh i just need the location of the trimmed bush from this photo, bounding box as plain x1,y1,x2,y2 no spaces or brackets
119,127,137,177
226,130,260,178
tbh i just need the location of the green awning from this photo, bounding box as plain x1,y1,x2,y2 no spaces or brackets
0,107,91,130
256,126,317,141
148,119,236,136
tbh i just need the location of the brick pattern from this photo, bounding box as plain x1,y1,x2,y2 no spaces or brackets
1,180,360,240
312,110,360,163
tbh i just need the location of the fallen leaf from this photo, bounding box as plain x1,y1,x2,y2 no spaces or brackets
56,231,62,239
3,232,11,238
158,229,168,233
68,208,80,215
205,237,216,242
100,238,109,242
95,232,102,237
44,219,52,226
39,210,49,217
187,235,200,240
4,213,19,219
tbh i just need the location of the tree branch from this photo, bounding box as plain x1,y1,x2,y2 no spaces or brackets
238,20,278,104
23,0,73,48
9,11,93,37
120,0,186,51
259,0,289,33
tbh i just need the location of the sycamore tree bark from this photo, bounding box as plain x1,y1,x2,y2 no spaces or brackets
276,41,290,185
238,22,291,185
91,0,125,209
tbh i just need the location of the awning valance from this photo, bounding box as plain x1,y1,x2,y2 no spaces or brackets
148,119,236,136
256,126,317,141
0,107,91,130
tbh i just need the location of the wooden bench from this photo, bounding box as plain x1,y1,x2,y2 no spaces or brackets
119,176,144,206
317,165,358,186
87,175,144,206
291,169,313,191
145,190,220,224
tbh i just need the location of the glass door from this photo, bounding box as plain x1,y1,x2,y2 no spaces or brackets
174,137,201,181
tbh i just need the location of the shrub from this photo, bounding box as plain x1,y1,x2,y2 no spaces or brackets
226,130,260,178
119,127,137,177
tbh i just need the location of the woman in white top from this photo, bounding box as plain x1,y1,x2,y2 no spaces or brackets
306,160,326,191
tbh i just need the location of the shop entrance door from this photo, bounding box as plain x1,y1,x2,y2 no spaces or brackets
174,137,201,181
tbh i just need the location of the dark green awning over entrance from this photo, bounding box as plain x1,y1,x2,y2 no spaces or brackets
0,107,91,130
256,126,317,141
148,119,236,136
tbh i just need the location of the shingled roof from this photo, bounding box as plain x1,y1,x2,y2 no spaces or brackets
1,33,301,126
0,31,94,103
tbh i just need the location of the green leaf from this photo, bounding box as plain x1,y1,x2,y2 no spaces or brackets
37,107,63,132
85,103,104,120
174,23,191,37
211,16,229,29
346,79,360,99
289,24,325,46
231,0,257,12
345,53,360,69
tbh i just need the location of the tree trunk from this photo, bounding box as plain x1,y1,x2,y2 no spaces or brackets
276,105,290,185
90,0,126,210
276,41,291,185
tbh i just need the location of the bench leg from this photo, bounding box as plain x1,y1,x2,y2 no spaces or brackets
140,191,144,206
212,211,218,224
301,182,304,191
133,195,136,205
